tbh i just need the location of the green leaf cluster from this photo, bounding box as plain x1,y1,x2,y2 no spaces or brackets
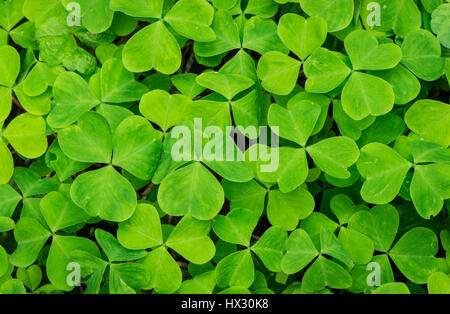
0,0,448,295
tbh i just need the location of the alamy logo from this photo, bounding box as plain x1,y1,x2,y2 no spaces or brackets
366,2,382,27
66,262,81,287
170,118,280,173
66,2,81,27
366,262,381,288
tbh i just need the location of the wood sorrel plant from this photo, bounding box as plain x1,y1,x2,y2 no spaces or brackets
0,0,449,295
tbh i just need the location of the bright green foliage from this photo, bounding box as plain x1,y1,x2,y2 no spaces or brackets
158,162,225,220
71,165,137,222
0,0,448,296
405,99,450,147
299,0,354,32
401,29,446,81
431,3,450,49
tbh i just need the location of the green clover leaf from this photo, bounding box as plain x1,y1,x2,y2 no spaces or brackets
58,112,113,164
267,187,315,231
278,14,327,61
110,0,164,18
48,72,100,129
196,71,255,101
345,30,402,70
3,113,48,159
68,0,114,34
194,9,241,57
360,0,421,38
112,115,163,180
372,282,410,294
139,89,192,132
158,162,225,220
427,272,450,294
123,0,215,74
216,226,287,288
212,208,260,247
299,0,354,32
389,228,439,284
358,140,450,218
358,143,413,204
71,165,137,222
303,48,351,93
431,3,450,49
9,190,99,291
118,206,215,293
164,0,215,42
401,29,445,81
282,228,352,292
405,99,450,148
71,229,148,294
